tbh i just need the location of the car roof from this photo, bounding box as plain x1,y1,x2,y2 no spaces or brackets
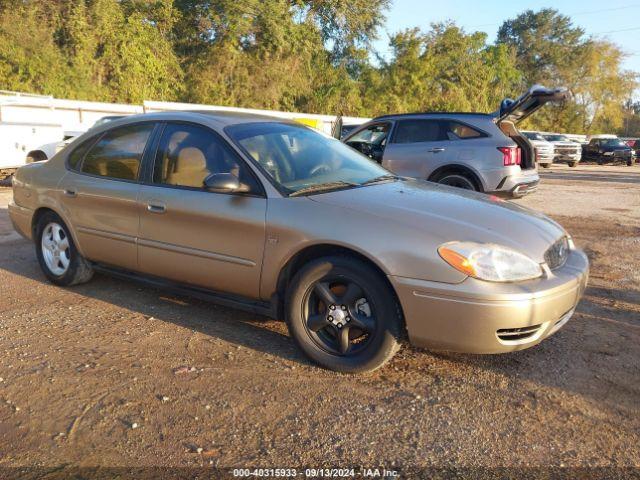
372,112,494,121
102,110,296,129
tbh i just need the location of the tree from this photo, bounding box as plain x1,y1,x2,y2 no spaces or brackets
0,4,72,97
498,9,638,133
363,24,521,116
497,8,585,86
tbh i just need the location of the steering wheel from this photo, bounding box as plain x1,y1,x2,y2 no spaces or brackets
309,164,331,177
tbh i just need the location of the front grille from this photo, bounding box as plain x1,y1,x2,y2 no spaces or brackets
544,237,569,270
555,145,580,155
497,324,543,342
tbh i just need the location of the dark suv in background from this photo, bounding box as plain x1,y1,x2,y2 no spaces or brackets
583,138,635,166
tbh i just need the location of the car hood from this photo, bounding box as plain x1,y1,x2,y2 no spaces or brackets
603,145,632,151
529,140,553,147
309,179,566,262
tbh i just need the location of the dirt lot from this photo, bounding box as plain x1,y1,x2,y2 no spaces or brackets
0,163,639,477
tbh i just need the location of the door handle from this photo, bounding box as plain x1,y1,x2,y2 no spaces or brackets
64,189,77,198
428,147,446,153
147,203,166,214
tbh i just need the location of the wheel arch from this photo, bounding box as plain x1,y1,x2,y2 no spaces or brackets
31,206,85,257
26,150,48,163
273,243,405,324
428,164,484,192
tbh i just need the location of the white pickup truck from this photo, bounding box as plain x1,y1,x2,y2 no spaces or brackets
0,122,63,177
543,133,582,167
521,131,555,168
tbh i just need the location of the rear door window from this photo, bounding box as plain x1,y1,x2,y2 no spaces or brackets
81,124,154,181
392,120,446,144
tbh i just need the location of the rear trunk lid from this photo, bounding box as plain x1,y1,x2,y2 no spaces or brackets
495,85,570,125
494,85,570,171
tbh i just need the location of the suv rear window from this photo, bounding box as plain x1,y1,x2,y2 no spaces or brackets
81,124,154,181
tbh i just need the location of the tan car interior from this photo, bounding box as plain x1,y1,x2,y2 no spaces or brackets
160,130,241,188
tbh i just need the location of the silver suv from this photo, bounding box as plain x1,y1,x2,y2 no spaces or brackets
343,86,568,198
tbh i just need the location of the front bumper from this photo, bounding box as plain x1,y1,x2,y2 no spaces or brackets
389,249,589,354
554,151,582,162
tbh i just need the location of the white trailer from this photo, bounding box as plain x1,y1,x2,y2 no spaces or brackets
0,91,142,175
0,91,369,177
0,121,64,172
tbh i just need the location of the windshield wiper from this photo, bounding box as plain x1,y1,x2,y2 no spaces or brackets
360,174,400,186
288,181,359,197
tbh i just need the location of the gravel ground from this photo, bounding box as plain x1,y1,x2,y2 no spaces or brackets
0,163,638,478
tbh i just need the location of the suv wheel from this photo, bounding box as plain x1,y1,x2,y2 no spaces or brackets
285,256,403,373
35,212,94,286
433,172,478,191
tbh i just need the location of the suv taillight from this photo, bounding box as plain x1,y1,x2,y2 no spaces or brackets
498,146,521,166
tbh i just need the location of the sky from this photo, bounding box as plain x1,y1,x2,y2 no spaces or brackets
373,0,640,76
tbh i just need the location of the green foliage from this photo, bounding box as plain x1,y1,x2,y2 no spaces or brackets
361,24,522,115
497,8,638,134
0,2,636,134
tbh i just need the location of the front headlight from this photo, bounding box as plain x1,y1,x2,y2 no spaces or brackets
438,242,543,282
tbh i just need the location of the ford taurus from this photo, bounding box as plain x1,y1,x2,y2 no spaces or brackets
9,111,589,372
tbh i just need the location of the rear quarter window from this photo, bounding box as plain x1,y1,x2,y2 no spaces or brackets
67,137,96,171
446,121,486,139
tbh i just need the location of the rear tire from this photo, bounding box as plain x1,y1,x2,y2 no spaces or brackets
432,172,479,191
285,256,403,373
568,162,577,168
541,163,551,168
35,212,93,286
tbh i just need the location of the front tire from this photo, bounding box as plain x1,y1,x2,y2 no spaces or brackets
285,256,403,373
541,163,551,168
35,212,94,286
568,161,577,167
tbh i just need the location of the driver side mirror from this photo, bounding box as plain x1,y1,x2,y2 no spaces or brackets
203,173,249,193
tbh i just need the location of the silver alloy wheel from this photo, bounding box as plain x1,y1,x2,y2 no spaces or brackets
41,222,71,276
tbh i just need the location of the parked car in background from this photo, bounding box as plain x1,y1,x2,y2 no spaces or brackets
0,121,63,178
626,139,640,159
521,131,554,168
8,111,588,372
55,115,127,154
343,86,569,198
583,137,635,166
542,133,582,167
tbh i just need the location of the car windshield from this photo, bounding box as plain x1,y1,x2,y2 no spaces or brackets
544,134,570,142
603,139,627,147
226,122,393,195
523,132,545,141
